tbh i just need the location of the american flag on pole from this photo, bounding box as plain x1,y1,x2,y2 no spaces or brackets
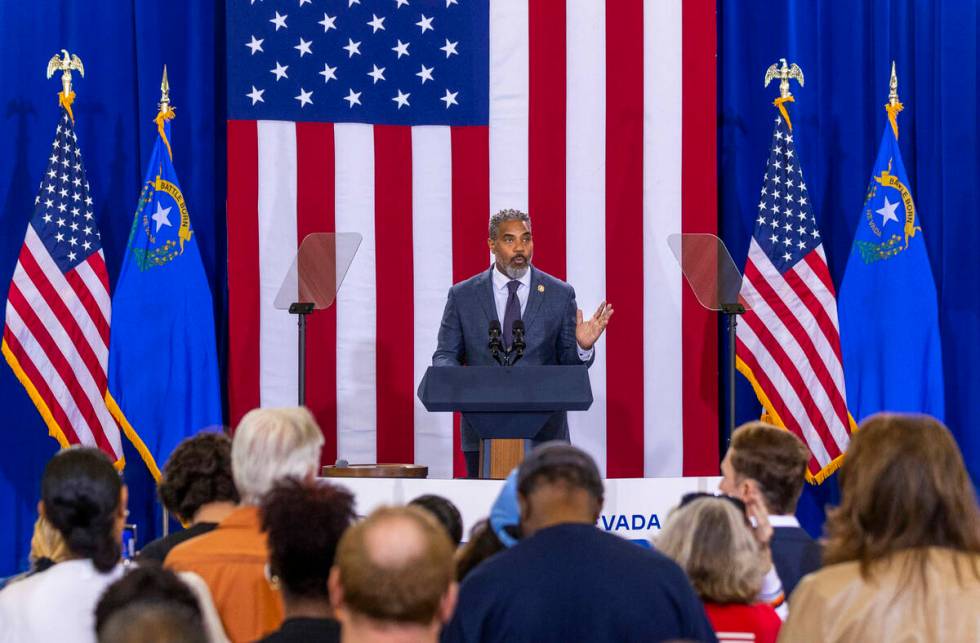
2,107,123,464
735,110,854,482
226,0,719,478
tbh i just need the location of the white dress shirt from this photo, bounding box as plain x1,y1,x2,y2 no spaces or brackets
491,264,593,361
0,559,125,643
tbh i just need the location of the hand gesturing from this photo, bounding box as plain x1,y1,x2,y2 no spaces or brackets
575,301,614,350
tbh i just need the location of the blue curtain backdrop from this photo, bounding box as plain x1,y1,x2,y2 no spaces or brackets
720,0,979,534
0,1,225,576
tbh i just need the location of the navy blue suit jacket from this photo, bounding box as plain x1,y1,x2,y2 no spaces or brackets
771,525,821,599
432,266,594,451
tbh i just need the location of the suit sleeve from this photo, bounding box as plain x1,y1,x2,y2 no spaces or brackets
432,287,465,366
559,286,595,367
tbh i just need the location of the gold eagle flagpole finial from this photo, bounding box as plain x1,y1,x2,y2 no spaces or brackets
885,61,903,139
764,58,804,130
155,65,176,161
46,49,84,123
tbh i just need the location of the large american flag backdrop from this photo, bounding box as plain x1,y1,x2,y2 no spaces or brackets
226,0,718,479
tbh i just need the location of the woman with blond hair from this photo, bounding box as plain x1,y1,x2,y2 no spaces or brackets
778,413,980,642
657,491,781,643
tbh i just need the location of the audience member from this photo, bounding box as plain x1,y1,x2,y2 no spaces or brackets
410,494,464,546
258,478,356,643
720,421,818,596
657,494,781,643
139,432,240,563
1,515,70,588
488,468,521,547
99,603,207,643
455,520,505,582
329,506,457,643
0,447,127,642
778,413,980,642
95,565,228,643
442,443,717,643
166,407,325,643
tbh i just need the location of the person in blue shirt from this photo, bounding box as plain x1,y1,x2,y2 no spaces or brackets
442,443,717,643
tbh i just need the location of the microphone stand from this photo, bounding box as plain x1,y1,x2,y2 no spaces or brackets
488,322,505,366
508,321,526,366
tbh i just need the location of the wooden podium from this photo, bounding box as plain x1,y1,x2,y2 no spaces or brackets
417,365,593,479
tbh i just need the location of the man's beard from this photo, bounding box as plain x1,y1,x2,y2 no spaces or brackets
497,256,529,280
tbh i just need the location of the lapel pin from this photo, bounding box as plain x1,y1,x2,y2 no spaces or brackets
537,284,545,293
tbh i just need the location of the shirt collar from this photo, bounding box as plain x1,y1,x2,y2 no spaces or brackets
493,263,532,291
768,514,801,528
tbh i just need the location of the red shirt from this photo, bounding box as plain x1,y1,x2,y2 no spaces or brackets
704,602,781,643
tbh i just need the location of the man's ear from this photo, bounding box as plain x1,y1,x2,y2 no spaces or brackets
439,581,459,624
37,500,46,521
328,566,344,613
487,237,494,252
737,478,755,503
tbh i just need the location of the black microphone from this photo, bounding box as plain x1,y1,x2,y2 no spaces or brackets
510,320,526,365
488,320,504,365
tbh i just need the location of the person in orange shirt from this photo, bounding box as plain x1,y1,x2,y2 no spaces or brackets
166,407,325,643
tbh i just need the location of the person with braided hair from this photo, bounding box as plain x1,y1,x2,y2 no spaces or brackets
0,447,128,642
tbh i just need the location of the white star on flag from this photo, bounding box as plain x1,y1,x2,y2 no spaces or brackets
440,39,458,57
344,38,362,57
344,88,362,107
246,35,264,54
392,39,410,58
440,89,458,108
367,14,386,33
270,11,288,30
876,195,900,226
368,65,386,84
416,14,434,33
151,201,173,232
295,88,313,107
392,89,411,109
416,65,434,83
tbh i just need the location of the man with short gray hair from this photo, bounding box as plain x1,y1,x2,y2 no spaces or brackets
432,209,613,477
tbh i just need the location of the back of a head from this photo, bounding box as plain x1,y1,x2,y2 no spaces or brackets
656,496,765,603
517,443,603,506
825,413,980,572
334,506,455,626
159,432,239,522
261,477,356,600
41,447,122,573
95,566,202,635
98,603,206,643
730,421,809,514
232,406,325,504
409,495,463,546
455,519,505,582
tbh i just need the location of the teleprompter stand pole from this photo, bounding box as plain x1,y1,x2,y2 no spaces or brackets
289,302,315,406
720,303,746,448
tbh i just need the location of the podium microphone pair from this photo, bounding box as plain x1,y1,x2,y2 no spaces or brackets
488,320,525,366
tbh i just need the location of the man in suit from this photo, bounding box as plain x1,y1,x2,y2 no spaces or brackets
719,421,821,598
432,209,613,478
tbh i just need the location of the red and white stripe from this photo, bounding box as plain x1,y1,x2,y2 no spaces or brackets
227,0,719,478
2,226,122,461
737,240,851,478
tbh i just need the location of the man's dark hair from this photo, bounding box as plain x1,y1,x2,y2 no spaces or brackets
158,432,239,522
730,421,809,514
95,566,202,635
488,208,531,240
42,447,122,573
409,494,463,546
261,477,356,599
517,443,604,501
98,603,206,643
